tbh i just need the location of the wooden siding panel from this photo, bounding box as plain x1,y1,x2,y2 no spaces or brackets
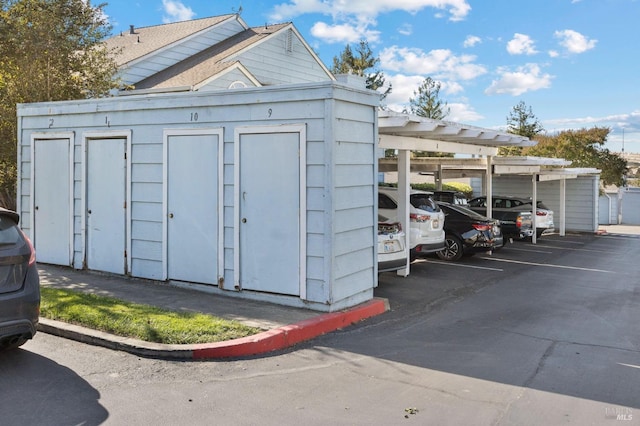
334,164,374,187
334,227,374,256
234,32,331,85
131,239,162,261
132,163,162,183
131,220,162,241
334,248,374,281
131,258,163,280
335,141,374,165
335,207,373,233
131,182,162,203
334,186,372,210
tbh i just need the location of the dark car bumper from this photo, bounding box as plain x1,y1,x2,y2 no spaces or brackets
413,241,446,255
0,266,40,346
378,258,408,273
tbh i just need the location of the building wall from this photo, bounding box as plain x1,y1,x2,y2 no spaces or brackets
17,82,380,311
232,28,331,85
118,18,246,86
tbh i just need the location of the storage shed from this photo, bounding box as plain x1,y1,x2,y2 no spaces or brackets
17,80,381,311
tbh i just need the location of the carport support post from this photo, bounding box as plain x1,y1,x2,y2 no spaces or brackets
559,178,566,236
486,156,493,219
532,174,538,244
397,149,411,277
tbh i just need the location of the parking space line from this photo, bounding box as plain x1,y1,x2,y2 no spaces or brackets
479,257,616,273
506,247,554,254
525,244,608,254
426,260,504,272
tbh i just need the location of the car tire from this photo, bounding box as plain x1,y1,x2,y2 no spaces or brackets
0,336,28,351
437,235,464,261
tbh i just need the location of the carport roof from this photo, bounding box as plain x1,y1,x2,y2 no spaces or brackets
378,110,536,155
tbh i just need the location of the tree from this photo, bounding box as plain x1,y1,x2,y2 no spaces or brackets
0,0,120,209
523,127,628,187
406,77,452,157
331,40,391,100
499,101,544,156
408,77,450,120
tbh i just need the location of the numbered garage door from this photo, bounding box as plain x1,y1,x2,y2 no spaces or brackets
33,138,72,265
165,130,222,285
86,138,127,274
236,128,304,296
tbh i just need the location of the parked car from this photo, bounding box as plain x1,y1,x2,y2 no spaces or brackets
468,195,553,238
467,196,534,241
431,190,468,205
377,219,407,273
436,202,503,261
378,187,445,259
0,207,40,351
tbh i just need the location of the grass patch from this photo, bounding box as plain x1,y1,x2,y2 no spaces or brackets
40,287,262,344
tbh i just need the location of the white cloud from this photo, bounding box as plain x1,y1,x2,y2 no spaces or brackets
269,0,472,22
554,29,597,54
506,33,538,55
310,22,381,43
380,46,487,81
485,63,553,96
448,102,484,122
548,50,559,58
398,23,413,36
161,0,195,23
463,35,481,48
385,74,425,109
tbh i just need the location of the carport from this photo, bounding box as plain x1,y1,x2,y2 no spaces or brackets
377,111,601,276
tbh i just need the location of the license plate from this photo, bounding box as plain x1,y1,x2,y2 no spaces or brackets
383,241,399,253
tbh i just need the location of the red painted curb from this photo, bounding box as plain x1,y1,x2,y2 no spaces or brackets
192,298,389,359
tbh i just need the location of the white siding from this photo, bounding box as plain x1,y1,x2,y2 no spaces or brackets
17,82,379,311
232,29,331,85
119,19,246,85
488,175,599,232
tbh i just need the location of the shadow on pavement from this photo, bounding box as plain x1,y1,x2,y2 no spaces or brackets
0,347,109,425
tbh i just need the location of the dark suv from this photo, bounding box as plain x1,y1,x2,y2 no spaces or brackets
0,207,40,350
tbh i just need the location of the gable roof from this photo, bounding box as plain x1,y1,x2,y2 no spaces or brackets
133,23,291,90
105,14,242,66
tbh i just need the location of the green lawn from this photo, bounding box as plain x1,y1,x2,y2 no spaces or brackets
40,287,262,344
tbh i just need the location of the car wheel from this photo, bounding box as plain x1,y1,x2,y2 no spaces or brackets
437,235,464,261
0,336,28,351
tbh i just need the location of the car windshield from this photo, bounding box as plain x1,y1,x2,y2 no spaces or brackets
447,204,488,219
410,194,439,212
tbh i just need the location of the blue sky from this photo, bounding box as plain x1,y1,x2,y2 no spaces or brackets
103,0,640,153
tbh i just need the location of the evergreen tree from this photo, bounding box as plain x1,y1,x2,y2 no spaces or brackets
408,77,450,120
331,40,391,100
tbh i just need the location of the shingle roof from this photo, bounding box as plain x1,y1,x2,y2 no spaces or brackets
104,14,238,66
133,23,291,90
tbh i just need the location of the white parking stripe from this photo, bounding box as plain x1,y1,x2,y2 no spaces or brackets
426,260,503,272
479,257,616,273
506,247,554,254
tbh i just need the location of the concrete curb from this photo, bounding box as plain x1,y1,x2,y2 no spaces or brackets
37,297,390,360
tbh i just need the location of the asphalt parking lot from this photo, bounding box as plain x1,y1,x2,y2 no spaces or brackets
362,229,639,421
375,230,639,314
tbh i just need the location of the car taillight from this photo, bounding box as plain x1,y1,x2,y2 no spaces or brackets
410,213,431,223
378,222,402,235
536,211,546,216
19,229,36,266
472,223,491,231
516,215,522,228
